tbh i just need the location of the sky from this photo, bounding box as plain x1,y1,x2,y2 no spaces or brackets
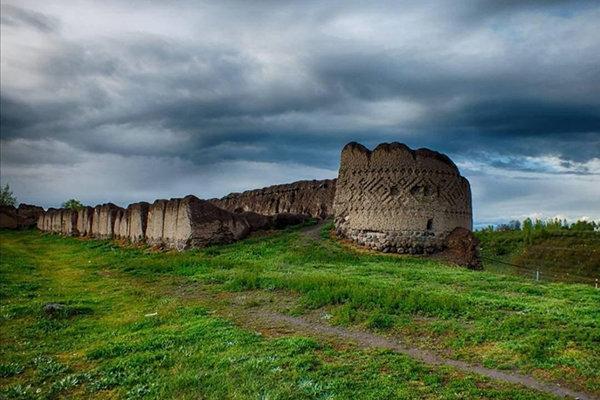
1,0,599,226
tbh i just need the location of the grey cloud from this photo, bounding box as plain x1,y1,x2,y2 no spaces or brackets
0,4,59,32
0,0,598,221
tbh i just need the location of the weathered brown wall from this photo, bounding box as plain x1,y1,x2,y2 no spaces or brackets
61,209,78,236
146,196,251,250
333,142,472,254
37,203,148,242
17,204,44,228
76,207,94,236
0,206,18,229
118,209,129,239
39,208,78,236
1,204,44,229
51,209,62,233
127,202,149,243
164,196,251,250
40,209,53,231
39,209,53,232
146,199,168,246
32,141,473,254
210,179,336,219
113,209,125,239
91,204,122,238
37,213,44,231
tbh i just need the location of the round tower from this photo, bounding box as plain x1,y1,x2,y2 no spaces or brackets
333,142,472,254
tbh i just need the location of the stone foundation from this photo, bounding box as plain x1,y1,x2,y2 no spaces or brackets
342,228,444,254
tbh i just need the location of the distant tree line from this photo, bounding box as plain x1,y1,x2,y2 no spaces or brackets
0,184,86,211
479,218,598,244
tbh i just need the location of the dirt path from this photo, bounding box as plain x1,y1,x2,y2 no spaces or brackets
240,309,595,400
299,221,325,240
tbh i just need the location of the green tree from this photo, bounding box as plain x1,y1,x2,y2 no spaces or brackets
62,199,85,210
0,184,17,206
522,218,533,244
570,220,595,231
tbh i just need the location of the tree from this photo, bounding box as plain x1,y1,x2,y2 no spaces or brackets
570,220,595,231
62,199,85,210
0,184,17,207
522,218,533,244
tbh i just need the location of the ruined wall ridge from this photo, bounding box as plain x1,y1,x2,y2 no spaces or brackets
210,178,336,219
342,141,458,174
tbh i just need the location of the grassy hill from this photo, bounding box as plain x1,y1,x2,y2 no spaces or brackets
476,229,600,284
1,226,599,399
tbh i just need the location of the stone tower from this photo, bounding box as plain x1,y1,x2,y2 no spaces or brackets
333,142,472,254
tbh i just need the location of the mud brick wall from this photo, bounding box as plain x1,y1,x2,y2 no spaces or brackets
210,179,336,219
333,142,472,254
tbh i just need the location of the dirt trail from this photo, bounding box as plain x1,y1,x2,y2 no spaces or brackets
245,310,594,400
299,221,325,240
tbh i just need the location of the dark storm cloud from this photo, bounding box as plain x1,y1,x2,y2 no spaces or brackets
0,4,59,33
1,0,599,219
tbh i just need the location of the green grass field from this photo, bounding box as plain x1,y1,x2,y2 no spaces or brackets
1,226,599,399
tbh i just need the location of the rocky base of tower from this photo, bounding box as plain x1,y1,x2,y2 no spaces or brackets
335,226,446,254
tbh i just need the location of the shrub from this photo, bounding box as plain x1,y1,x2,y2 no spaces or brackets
0,184,16,206
62,199,85,210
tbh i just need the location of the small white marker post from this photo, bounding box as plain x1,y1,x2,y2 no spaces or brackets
535,270,540,282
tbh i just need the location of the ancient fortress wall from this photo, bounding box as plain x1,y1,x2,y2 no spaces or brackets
33,194,300,250
145,196,254,250
210,179,336,219
146,200,168,246
28,142,474,261
95,204,122,239
105,202,150,243
333,142,472,254
37,208,78,236
76,207,94,236
159,196,252,250
62,209,78,236
114,209,126,239
0,204,43,229
17,179,335,248
126,202,150,242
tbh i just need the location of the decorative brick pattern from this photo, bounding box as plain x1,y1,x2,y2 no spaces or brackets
333,142,472,254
